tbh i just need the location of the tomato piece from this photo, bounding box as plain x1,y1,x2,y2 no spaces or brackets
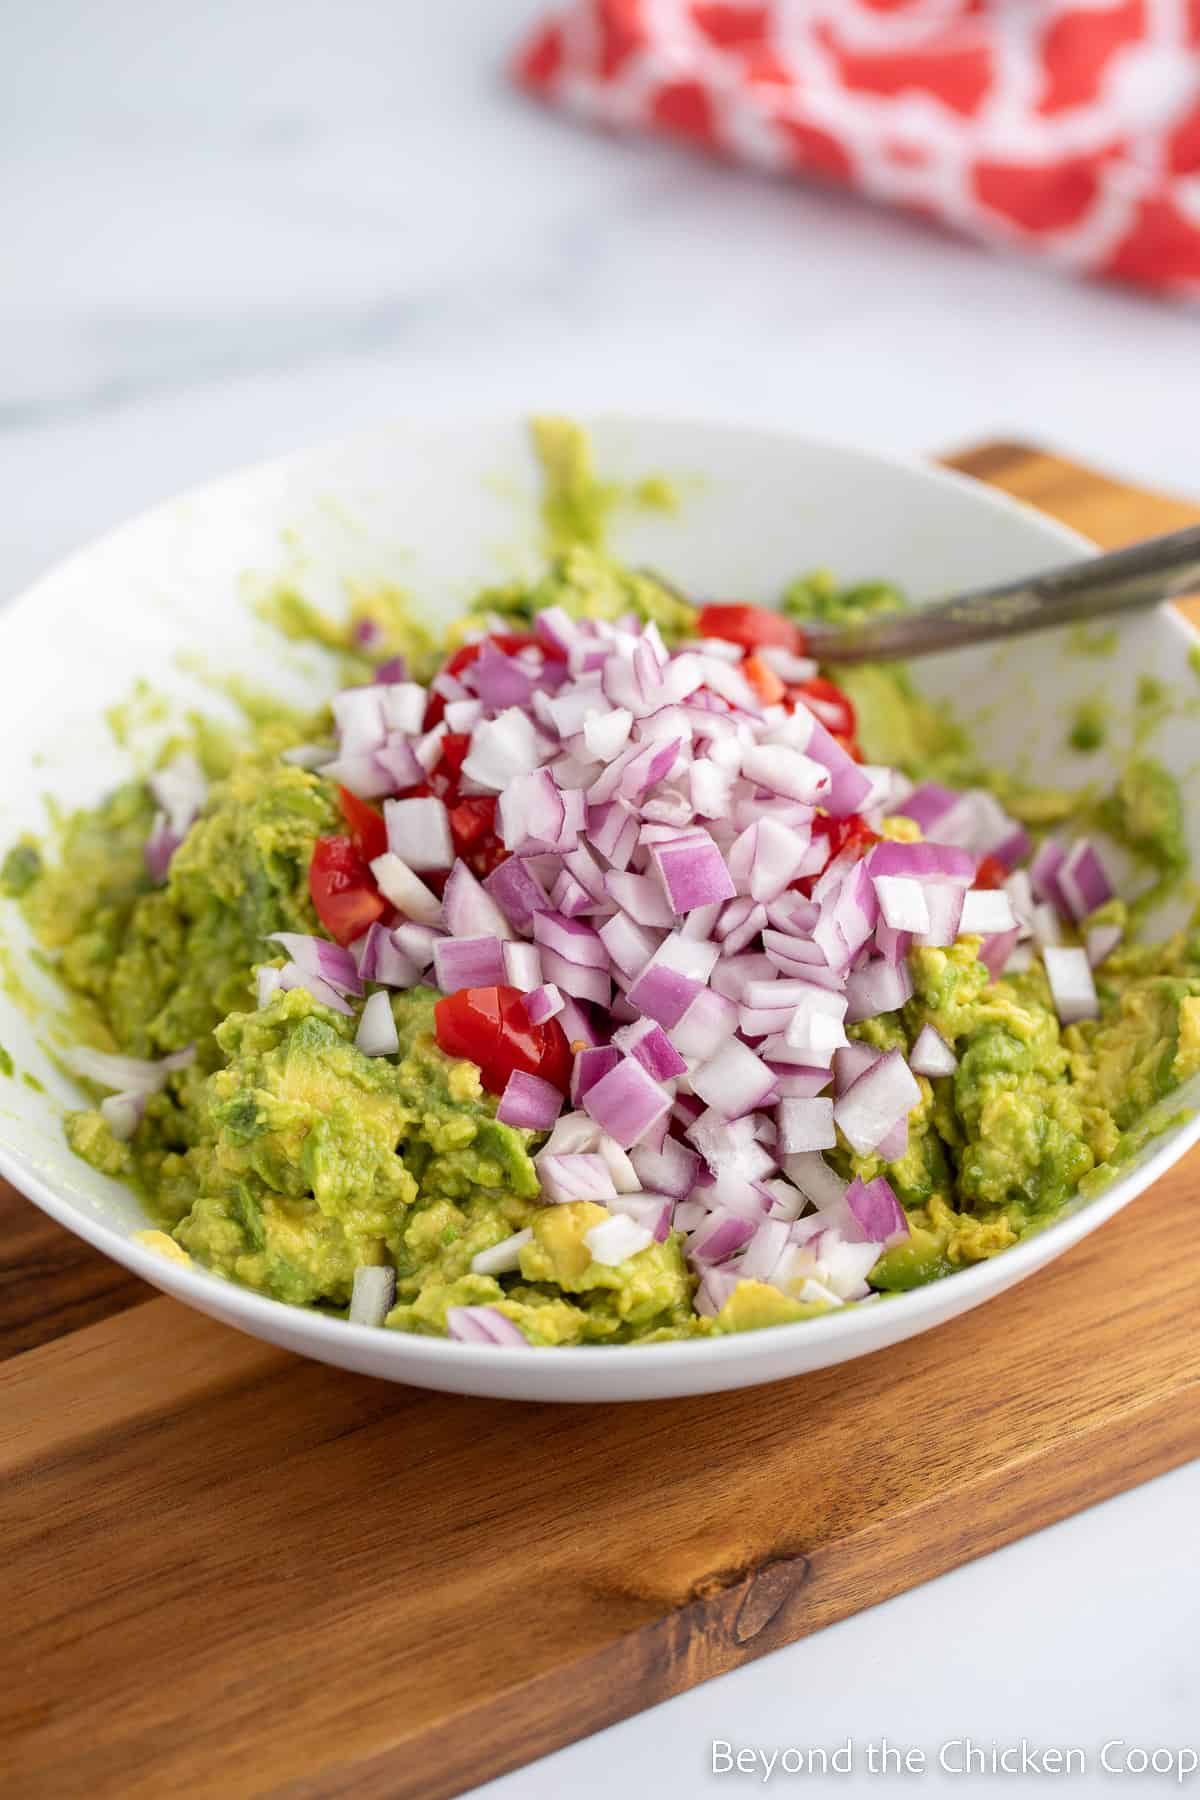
786,675,857,742
309,835,386,946
434,985,572,1095
337,787,388,863
742,653,785,706
698,604,805,655
973,854,1008,890
438,732,472,779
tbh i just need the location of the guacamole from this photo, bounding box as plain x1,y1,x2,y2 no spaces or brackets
5,422,1197,1346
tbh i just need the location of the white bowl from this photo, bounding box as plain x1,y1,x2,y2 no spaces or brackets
1,416,1197,1403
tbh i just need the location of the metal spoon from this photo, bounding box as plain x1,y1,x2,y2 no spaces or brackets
790,524,1200,665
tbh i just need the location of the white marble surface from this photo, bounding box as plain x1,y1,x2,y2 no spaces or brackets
4,2,1198,1793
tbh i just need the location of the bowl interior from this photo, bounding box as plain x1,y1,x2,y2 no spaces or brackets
1,415,1197,1399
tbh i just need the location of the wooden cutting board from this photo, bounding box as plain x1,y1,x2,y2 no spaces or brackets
3,444,1199,1800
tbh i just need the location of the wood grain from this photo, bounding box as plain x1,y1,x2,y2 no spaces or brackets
2,443,1199,1800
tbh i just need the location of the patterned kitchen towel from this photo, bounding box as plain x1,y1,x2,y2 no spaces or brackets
514,1,1200,297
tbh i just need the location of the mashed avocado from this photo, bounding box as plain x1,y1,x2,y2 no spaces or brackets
4,423,1197,1346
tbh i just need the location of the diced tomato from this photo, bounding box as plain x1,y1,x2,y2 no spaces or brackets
448,794,508,877
742,653,785,705
337,787,388,863
786,675,857,743
438,732,473,779
698,604,805,655
434,985,573,1095
973,854,1008,890
309,835,386,945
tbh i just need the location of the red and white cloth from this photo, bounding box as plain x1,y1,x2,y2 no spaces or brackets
514,2,1200,297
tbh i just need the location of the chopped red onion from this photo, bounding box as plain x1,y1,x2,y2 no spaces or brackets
257,965,283,1008
626,933,718,1028
391,921,441,968
432,934,508,992
650,830,736,915
873,874,931,934
613,1017,688,1082
532,910,607,968
370,853,443,926
695,1265,742,1317
630,1134,700,1199
1086,923,1123,967
384,796,453,871
278,961,355,1016
539,948,611,1005
355,990,399,1057
535,1150,617,1204
470,1227,534,1276
1057,838,1115,924
915,882,966,948
482,856,551,932
833,1050,920,1156
268,932,363,997
501,941,542,993
844,956,915,1024
867,841,976,885
525,983,564,1024
776,1096,836,1153
1044,945,1100,1025
782,1151,848,1210
144,816,181,884
1030,838,1069,914
833,1043,880,1092
959,889,1018,935
691,1037,778,1119
979,927,1022,979
584,1213,654,1265
687,1208,756,1267
349,1264,397,1327
604,870,675,927
581,1057,673,1148
446,1306,529,1346
909,1023,958,1077
668,987,739,1060
497,1069,564,1131
100,1091,147,1140
571,1045,622,1106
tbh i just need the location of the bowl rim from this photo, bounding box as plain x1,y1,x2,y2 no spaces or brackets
2,410,1198,1376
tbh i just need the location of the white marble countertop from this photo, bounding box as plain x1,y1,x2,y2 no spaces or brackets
4,1,1198,1793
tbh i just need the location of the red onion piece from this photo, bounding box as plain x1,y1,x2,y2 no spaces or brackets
846,1176,909,1247
833,1050,920,1155
501,940,542,993
482,856,551,933
267,932,363,997
535,1151,617,1204
384,796,453,871
432,934,508,993
909,1023,958,1077
844,956,915,1024
100,1091,147,1140
650,831,736,915
1057,838,1114,923
446,1305,529,1346
690,1038,778,1119
581,1057,673,1149
497,1069,564,1131
1043,945,1100,1025
776,1096,836,1153
525,983,564,1024
370,853,443,926
355,990,399,1057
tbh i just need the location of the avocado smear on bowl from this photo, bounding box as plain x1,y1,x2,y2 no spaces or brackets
4,420,1198,1349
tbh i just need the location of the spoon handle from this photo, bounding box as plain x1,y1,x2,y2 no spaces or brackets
802,524,1200,665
